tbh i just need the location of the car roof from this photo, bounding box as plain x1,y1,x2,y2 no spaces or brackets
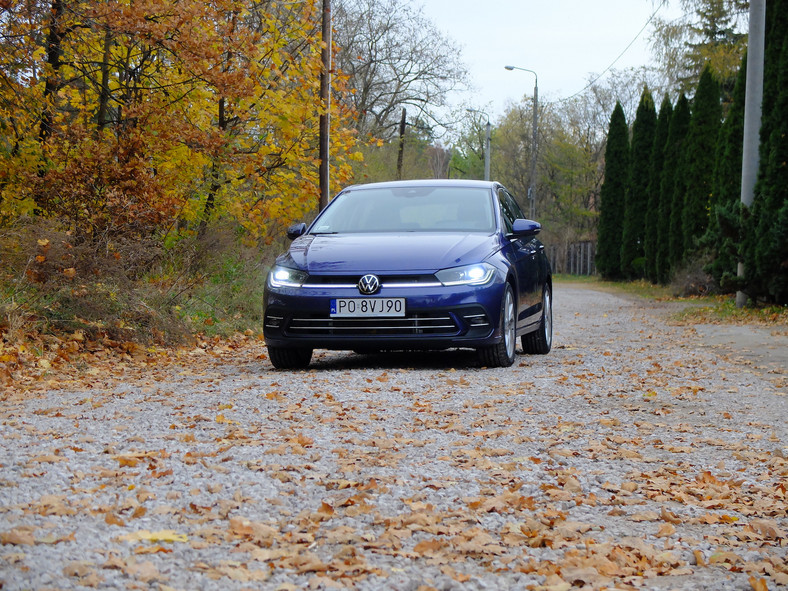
340,179,501,192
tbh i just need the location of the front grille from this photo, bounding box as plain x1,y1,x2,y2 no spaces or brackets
286,312,459,337
303,274,440,288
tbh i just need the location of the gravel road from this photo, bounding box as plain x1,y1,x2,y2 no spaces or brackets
1,285,786,590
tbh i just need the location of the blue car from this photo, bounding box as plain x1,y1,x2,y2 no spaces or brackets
263,179,552,369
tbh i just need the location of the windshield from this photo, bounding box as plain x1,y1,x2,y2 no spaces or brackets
310,186,496,234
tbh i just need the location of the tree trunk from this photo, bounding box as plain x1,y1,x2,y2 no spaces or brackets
39,0,65,145
97,28,113,131
396,108,406,180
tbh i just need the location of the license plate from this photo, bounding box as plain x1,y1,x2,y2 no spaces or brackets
330,298,405,317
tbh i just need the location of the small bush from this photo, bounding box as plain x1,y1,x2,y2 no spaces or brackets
669,254,719,297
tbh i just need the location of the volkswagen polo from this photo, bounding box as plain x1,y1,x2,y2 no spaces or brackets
263,179,552,369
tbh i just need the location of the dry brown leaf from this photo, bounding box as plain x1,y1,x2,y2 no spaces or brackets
630,511,660,522
104,513,125,527
0,528,35,546
63,561,94,577
413,538,444,554
693,550,707,566
749,518,786,540
656,523,676,537
124,559,161,583
660,507,682,524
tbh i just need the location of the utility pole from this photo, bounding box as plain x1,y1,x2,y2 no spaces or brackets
318,0,331,211
529,81,538,219
736,0,765,307
484,120,491,181
396,108,407,180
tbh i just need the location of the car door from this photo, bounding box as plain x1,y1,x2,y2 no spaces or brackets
498,189,542,325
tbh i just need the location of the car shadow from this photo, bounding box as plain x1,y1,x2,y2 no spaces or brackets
304,349,485,371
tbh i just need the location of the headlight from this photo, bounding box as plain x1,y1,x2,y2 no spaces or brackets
435,263,495,286
268,266,309,288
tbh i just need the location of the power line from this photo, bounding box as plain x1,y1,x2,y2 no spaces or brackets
559,0,669,102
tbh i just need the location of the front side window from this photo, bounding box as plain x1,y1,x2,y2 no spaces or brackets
498,189,523,234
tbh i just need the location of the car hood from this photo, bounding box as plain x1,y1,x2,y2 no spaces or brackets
281,232,501,273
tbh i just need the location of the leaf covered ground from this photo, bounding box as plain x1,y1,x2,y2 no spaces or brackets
0,287,786,590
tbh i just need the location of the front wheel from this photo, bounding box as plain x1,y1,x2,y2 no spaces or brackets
267,346,313,370
521,284,552,355
477,283,517,368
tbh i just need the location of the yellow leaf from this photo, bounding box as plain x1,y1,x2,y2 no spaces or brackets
118,529,187,544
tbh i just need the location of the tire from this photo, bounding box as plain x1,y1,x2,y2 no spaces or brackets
521,284,552,355
267,346,313,369
477,283,517,368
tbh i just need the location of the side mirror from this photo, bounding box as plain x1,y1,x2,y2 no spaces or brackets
286,222,307,240
511,218,541,237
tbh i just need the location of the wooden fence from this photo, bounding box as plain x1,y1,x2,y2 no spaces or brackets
547,241,596,276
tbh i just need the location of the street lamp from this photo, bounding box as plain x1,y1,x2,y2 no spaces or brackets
505,65,538,219
466,108,491,181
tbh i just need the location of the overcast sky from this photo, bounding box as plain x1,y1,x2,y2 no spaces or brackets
419,0,686,118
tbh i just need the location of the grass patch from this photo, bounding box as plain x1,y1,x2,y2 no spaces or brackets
673,296,788,327
554,275,674,300
0,219,276,349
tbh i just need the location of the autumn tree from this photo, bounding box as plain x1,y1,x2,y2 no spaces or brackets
620,88,657,279
651,0,748,95
351,123,440,184
448,111,490,181
332,0,467,140
537,99,606,249
596,102,629,280
0,0,359,245
488,101,536,210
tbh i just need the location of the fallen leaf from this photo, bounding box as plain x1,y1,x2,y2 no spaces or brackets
118,529,187,544
1,528,35,545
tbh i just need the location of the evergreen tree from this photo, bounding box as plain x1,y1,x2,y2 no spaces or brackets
662,94,691,280
702,55,746,289
620,88,656,279
596,102,629,280
746,24,788,304
682,64,721,257
644,94,672,284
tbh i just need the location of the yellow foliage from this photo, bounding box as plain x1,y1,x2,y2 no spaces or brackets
0,0,358,241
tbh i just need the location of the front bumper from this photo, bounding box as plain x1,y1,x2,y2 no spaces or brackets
263,282,506,350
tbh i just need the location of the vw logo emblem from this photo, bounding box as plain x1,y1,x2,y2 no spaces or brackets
358,274,380,295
